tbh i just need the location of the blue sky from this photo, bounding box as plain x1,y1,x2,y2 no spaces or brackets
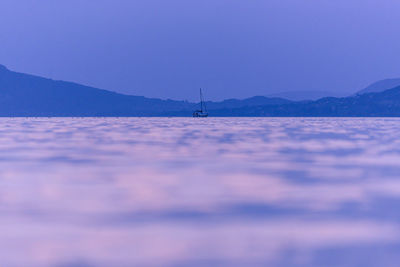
1,0,400,101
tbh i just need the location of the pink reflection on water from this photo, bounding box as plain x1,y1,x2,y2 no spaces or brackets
0,118,399,266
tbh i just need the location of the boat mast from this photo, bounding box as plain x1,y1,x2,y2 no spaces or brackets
200,88,203,112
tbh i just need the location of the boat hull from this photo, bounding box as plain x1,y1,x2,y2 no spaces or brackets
193,112,208,118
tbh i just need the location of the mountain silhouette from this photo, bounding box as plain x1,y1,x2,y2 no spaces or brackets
0,65,290,116
204,87,400,117
356,78,400,95
2,64,400,117
267,90,345,101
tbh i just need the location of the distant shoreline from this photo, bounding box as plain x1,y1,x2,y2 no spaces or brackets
2,64,400,117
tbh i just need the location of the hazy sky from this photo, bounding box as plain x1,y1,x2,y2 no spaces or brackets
1,0,400,101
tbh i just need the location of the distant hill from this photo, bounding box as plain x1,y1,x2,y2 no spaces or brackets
203,87,400,117
205,96,291,110
267,90,345,101
0,64,289,116
0,64,194,116
356,78,400,95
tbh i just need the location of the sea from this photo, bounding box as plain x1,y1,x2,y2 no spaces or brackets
0,117,400,267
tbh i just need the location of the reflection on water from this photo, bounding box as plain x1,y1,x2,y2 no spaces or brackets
0,118,400,266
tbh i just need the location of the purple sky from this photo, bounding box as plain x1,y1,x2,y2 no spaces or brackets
1,0,400,101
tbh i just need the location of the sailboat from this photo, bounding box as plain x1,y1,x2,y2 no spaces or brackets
193,88,209,117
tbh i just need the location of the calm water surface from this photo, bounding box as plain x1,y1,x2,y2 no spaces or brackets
1,118,400,267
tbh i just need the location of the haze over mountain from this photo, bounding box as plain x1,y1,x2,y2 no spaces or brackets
356,78,400,95
267,90,345,101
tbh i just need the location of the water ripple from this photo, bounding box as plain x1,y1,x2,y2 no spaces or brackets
0,118,399,266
